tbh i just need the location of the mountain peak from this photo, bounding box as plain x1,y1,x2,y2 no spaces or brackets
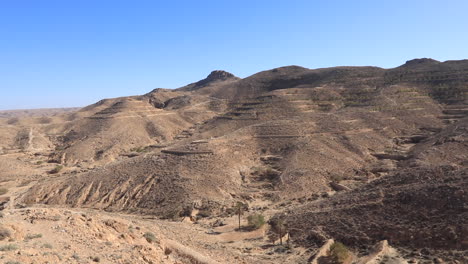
184,70,238,90
176,70,239,91
204,70,236,82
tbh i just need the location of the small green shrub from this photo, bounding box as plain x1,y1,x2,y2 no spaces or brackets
329,242,350,263
247,214,266,230
91,256,100,262
0,244,18,251
49,165,63,174
41,243,53,249
330,174,344,183
143,232,157,243
25,233,42,240
0,188,8,195
130,147,148,153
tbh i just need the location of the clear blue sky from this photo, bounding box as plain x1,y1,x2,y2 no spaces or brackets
1,0,467,110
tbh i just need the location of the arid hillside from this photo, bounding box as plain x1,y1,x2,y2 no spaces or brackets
1,58,467,263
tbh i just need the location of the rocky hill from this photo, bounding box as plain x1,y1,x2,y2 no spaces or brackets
1,58,467,263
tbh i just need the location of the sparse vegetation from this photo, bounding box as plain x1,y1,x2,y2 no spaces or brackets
49,165,63,174
0,226,11,241
0,244,18,251
41,243,53,249
328,242,351,264
25,233,42,240
130,146,149,153
5,261,22,264
234,202,248,230
143,232,158,243
247,214,266,230
261,168,281,181
251,166,282,182
1,59,468,263
269,218,287,245
51,215,61,221
0,187,8,195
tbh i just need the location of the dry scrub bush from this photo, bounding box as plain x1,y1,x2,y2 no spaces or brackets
143,232,158,243
130,146,149,153
49,165,63,174
41,243,53,249
328,242,351,264
0,226,11,241
25,233,42,240
247,214,266,230
261,168,281,181
0,244,18,251
0,187,8,195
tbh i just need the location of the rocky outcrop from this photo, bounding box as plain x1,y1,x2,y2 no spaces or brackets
285,166,468,250
201,70,237,83
179,70,239,91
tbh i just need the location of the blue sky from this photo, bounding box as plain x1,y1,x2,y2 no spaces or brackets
1,0,467,110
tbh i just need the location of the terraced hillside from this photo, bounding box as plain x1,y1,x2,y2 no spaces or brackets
1,58,467,263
